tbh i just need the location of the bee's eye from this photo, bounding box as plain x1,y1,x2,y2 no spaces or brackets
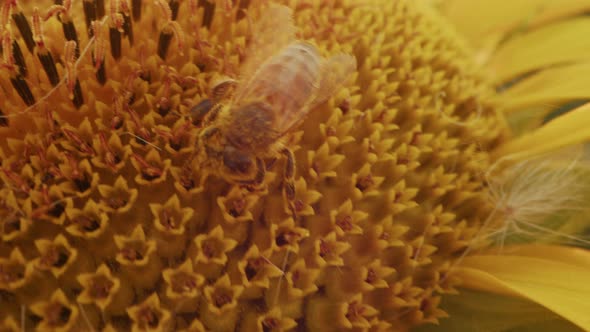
223,146,252,174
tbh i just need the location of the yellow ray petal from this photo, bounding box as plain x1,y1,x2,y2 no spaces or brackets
442,0,537,45
456,247,590,331
414,289,580,332
497,63,590,113
488,244,590,269
487,18,590,83
440,0,590,50
495,102,590,159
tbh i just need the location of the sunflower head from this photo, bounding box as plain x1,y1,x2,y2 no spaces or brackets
0,0,542,331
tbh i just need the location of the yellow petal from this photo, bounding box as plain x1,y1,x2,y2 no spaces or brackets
414,289,579,332
442,0,537,45
440,0,590,55
495,102,590,159
487,18,590,83
456,246,590,331
488,244,590,269
498,63,590,114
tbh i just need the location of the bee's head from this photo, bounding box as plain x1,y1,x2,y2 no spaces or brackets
197,126,224,167
222,145,253,176
198,123,257,185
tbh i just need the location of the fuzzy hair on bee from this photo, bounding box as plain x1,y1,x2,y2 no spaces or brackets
191,3,356,210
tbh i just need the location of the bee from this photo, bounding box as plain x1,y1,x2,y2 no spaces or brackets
195,4,356,211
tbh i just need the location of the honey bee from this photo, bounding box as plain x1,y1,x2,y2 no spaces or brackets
195,4,356,211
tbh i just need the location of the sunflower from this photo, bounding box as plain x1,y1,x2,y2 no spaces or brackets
0,0,589,331
411,1,590,331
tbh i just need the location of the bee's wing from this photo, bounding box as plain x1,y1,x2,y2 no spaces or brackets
274,52,357,136
247,42,321,132
234,4,296,102
308,53,357,110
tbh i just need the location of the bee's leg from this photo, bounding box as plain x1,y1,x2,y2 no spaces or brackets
253,157,266,185
281,148,296,218
203,102,222,125
201,126,220,140
238,158,266,191
182,126,219,185
189,99,222,127
274,148,296,306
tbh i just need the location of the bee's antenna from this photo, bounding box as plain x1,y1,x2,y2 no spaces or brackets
119,132,162,151
21,305,25,332
273,251,290,307
77,302,95,332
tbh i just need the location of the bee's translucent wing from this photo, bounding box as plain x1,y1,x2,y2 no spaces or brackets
276,54,356,135
271,53,356,132
234,4,296,103
230,3,356,143
308,53,357,110
241,42,323,136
